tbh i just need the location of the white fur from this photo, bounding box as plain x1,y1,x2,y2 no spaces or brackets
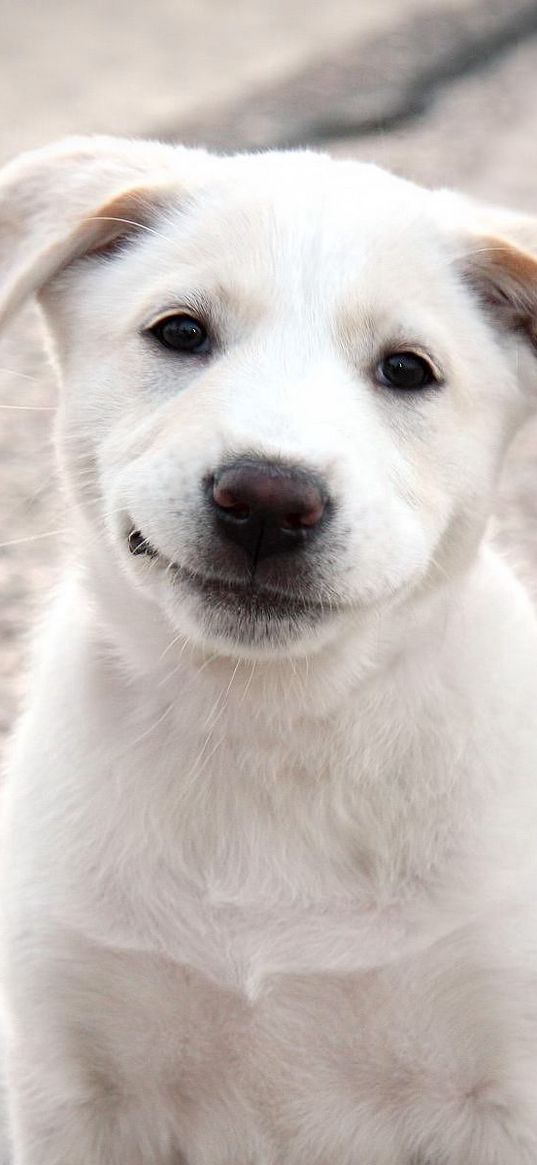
1,137,537,1164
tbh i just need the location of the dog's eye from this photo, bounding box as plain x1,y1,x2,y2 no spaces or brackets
377,352,437,391
149,314,210,354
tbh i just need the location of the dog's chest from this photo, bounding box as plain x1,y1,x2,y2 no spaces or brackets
93,923,492,1165
70,689,525,1160
90,850,459,1162
160,885,415,993
98,834,510,1164
110,707,454,989
177,962,418,1165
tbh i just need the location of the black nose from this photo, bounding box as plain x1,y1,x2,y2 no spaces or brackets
210,459,329,563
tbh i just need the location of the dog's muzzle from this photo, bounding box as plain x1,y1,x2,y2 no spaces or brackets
126,458,336,637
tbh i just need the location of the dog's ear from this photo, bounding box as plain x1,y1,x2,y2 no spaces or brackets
460,233,537,350
0,135,204,328
433,190,537,352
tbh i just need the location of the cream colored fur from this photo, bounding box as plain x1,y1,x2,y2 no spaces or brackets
1,137,537,1164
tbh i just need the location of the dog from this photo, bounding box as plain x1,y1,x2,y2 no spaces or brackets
1,135,537,1164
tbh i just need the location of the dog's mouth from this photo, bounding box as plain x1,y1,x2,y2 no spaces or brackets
127,528,160,560
126,526,336,620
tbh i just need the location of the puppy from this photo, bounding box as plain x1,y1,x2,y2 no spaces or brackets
1,136,537,1165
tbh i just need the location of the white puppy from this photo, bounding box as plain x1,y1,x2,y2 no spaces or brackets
1,137,537,1165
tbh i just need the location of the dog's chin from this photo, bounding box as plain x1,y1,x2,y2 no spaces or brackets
164,566,344,659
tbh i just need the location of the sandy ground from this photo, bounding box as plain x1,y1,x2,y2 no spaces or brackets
0,0,445,164
2,0,537,744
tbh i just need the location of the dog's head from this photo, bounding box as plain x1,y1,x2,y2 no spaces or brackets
2,137,537,659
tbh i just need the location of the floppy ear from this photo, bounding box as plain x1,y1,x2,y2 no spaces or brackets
460,233,537,351
0,135,201,328
432,189,537,353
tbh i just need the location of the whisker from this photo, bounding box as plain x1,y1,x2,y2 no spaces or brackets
128,701,174,748
454,243,524,261
202,657,241,731
185,657,243,788
0,529,65,549
0,404,54,411
89,216,173,245
181,731,226,792
158,634,196,687
159,630,185,664
0,368,42,383
239,660,257,707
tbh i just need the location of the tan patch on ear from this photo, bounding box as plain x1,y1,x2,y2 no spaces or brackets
75,186,167,258
464,235,537,349
475,236,537,289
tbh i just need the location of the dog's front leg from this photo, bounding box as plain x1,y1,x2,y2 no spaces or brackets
5,1047,176,1165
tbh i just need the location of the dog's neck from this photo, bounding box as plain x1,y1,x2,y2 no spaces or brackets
48,540,532,915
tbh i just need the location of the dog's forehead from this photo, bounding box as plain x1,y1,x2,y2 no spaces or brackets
78,151,458,333
171,152,437,253
139,151,449,305
206,150,426,211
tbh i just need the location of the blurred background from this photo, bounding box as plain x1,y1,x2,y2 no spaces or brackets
2,0,537,742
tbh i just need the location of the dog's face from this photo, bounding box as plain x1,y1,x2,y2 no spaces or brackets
2,140,537,658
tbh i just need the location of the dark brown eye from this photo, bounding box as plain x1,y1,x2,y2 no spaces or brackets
378,351,437,391
150,314,210,354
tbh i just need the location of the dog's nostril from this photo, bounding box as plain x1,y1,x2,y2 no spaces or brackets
213,486,251,521
226,502,251,521
282,503,325,531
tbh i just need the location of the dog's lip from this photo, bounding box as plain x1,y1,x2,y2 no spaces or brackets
176,569,332,614
126,526,340,615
